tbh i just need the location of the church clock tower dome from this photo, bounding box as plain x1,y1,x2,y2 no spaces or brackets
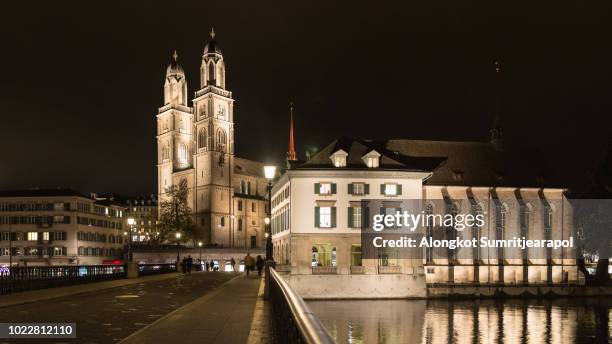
163,50,188,106
200,28,226,89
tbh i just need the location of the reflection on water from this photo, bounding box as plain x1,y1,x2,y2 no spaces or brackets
308,298,612,344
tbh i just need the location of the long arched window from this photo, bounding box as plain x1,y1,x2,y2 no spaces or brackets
217,129,227,152
178,144,187,162
198,129,207,149
162,145,169,161
208,62,215,85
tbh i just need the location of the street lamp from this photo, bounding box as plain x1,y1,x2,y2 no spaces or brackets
175,232,182,263
127,218,135,262
263,165,276,260
198,241,203,263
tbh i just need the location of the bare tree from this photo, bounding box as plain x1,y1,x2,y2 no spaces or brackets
157,179,195,245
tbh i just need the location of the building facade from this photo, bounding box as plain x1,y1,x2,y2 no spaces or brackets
272,137,577,288
156,30,268,249
0,189,126,266
124,195,158,243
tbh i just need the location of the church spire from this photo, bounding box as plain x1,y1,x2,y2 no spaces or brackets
287,101,297,162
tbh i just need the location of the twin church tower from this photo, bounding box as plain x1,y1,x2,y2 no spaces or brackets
156,30,270,249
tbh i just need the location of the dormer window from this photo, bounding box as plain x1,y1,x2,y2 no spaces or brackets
362,150,381,168
330,149,348,167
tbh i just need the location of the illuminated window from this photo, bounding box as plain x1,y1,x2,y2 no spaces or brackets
316,183,335,195
330,150,348,167
27,232,38,241
312,244,336,267
383,184,398,196
317,207,332,228
366,157,379,168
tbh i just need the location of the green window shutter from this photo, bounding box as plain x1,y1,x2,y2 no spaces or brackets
362,207,370,228
62,247,67,256
397,184,403,195
331,207,337,227
348,183,354,195
331,183,337,194
364,184,370,195
348,207,354,227
314,183,320,194
380,184,385,194
315,207,320,227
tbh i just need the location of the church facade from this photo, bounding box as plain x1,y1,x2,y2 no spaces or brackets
156,31,268,249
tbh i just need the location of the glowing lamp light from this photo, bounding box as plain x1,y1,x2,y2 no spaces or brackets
198,241,203,247
264,165,276,180
265,232,269,238
264,217,270,225
175,232,182,239
123,231,128,236
127,218,135,226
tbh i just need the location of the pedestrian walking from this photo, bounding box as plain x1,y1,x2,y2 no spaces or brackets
181,257,187,273
186,255,193,274
231,257,236,272
244,253,255,277
205,261,210,271
256,255,264,277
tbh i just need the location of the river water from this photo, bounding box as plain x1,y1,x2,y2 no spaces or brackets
308,298,611,343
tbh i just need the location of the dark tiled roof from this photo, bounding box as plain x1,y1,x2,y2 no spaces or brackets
387,139,559,188
293,137,446,172
292,137,561,188
0,188,88,198
234,157,266,178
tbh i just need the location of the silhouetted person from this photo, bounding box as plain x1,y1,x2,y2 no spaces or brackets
244,253,255,277
231,257,236,272
256,255,264,277
186,255,193,274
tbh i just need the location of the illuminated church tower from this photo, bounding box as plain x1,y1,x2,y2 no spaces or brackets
157,30,267,248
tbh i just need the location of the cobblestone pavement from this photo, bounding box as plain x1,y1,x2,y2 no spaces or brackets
0,272,238,344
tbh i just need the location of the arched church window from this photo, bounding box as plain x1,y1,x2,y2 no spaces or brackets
216,129,227,152
217,62,225,88
198,129,207,149
162,145,169,161
179,144,187,162
208,62,215,85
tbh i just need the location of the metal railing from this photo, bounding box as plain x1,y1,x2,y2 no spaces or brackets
138,263,177,276
268,268,334,344
0,265,126,295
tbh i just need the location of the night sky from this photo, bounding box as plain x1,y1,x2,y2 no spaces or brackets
1,1,611,196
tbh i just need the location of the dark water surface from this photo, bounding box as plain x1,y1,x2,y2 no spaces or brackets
308,298,612,344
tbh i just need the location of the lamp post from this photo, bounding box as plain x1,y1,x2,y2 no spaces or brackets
175,232,182,263
263,165,276,260
127,218,135,262
198,241,203,263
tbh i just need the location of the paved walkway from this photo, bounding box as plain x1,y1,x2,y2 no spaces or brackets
120,275,275,344
0,272,182,308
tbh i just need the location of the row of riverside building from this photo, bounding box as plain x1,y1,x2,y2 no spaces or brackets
0,189,157,266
